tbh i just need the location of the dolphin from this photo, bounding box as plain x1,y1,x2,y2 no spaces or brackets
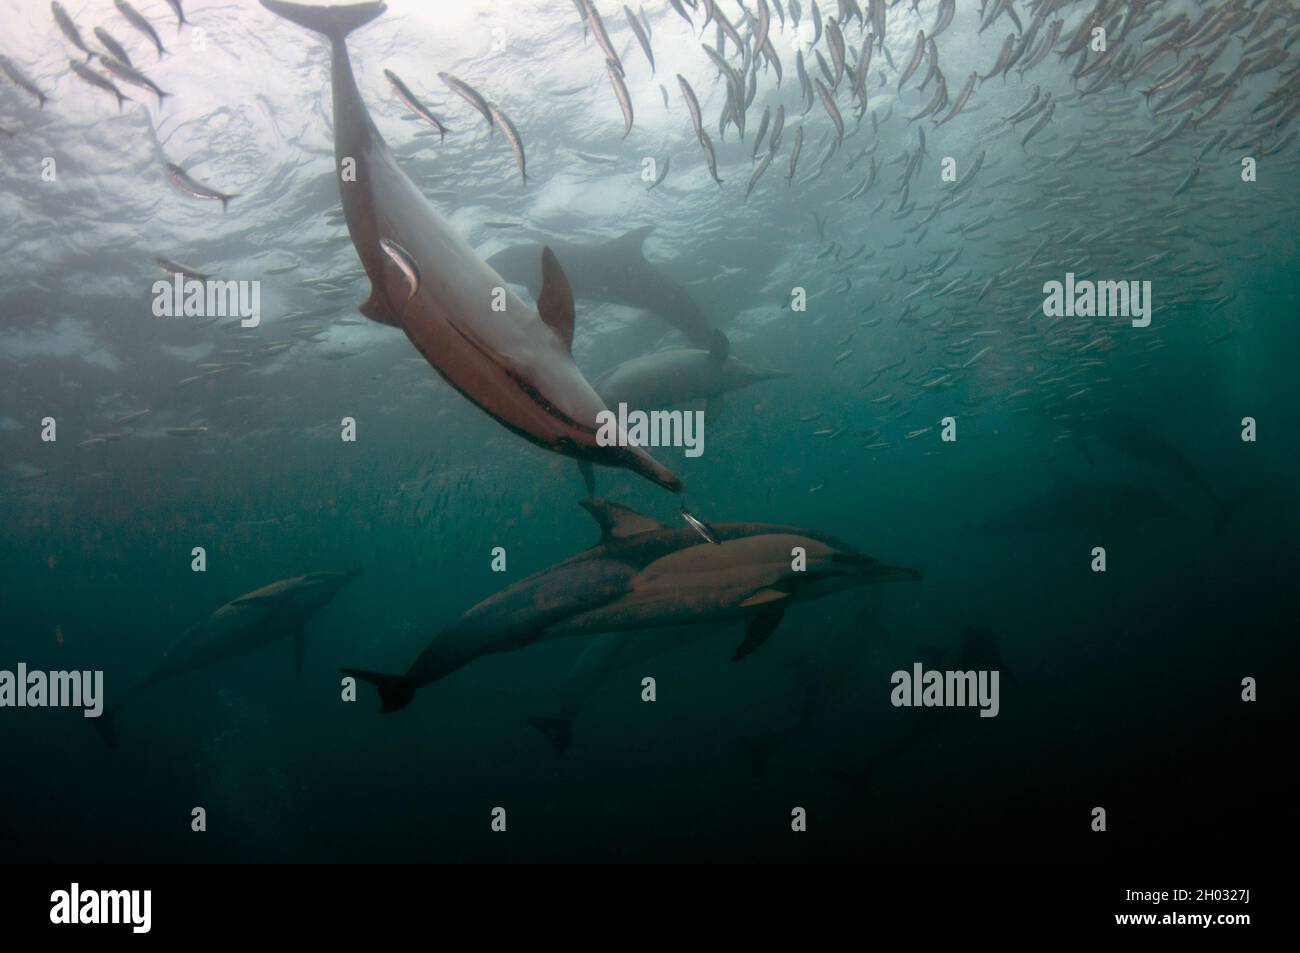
527,621,730,755
93,569,362,747
1082,411,1252,535
344,499,921,712
577,342,790,495
595,344,791,416
829,625,1013,788
486,226,729,355
973,475,1190,534
259,1,682,494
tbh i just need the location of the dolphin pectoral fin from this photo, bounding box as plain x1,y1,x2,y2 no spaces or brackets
292,627,305,675
738,588,789,608
537,247,576,351
578,460,596,498
733,603,787,661
578,497,667,542
359,288,401,327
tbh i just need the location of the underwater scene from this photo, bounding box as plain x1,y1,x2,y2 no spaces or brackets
0,0,1295,864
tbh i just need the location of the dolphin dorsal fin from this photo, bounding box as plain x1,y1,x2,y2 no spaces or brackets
614,225,655,258
579,498,665,542
537,247,575,352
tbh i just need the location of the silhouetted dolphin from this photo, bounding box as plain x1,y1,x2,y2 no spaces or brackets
486,226,729,354
973,475,1189,534
828,625,1013,788
94,569,362,747
596,345,791,415
260,1,682,494
526,621,726,755
344,500,920,712
1083,412,1255,535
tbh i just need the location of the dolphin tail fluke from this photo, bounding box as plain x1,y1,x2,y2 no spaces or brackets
91,710,117,749
341,668,416,712
259,0,387,41
526,716,574,755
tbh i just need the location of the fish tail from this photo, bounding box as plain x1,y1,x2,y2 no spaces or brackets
220,193,238,212
525,716,574,755
260,0,387,41
340,668,417,712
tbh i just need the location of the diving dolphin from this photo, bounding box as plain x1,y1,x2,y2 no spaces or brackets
1082,411,1252,535
486,226,729,355
344,499,921,712
596,345,791,415
973,475,1190,534
93,569,362,747
260,1,682,494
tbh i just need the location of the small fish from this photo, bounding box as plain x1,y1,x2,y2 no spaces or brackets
166,426,209,436
624,5,655,74
439,72,494,127
833,349,853,365
0,55,48,108
113,409,150,426
164,0,187,30
698,130,723,186
744,151,773,202
787,126,803,183
115,0,167,59
94,27,132,67
385,70,452,141
379,238,420,306
680,506,720,545
166,163,237,210
607,60,634,137
70,61,127,110
52,2,94,61
101,55,169,107
678,74,703,139
647,154,670,191
582,0,624,76
156,256,209,281
487,102,527,183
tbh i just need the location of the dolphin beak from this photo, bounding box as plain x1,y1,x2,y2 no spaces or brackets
833,552,921,582
874,562,922,582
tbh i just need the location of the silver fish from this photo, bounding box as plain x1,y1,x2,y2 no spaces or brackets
165,162,237,210
487,101,527,183
385,70,452,141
